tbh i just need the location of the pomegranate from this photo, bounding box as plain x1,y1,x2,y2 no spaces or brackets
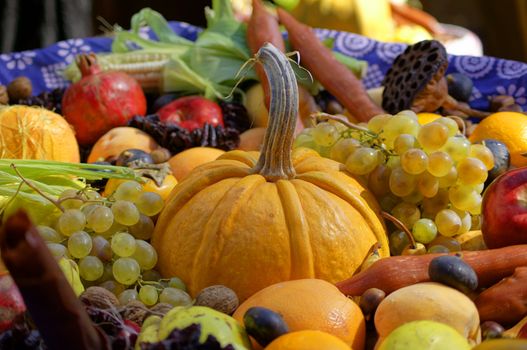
62,53,147,145
157,95,223,130
0,272,25,332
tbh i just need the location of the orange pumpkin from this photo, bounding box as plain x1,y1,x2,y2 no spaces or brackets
0,105,79,162
87,126,159,163
151,44,389,302
234,279,365,349
265,330,351,350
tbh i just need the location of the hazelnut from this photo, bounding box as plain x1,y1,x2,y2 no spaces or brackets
7,76,32,101
121,300,149,325
194,285,239,315
0,85,9,104
80,286,119,309
499,103,523,113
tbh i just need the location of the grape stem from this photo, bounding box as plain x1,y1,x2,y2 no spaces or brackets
311,112,372,134
380,211,417,249
10,164,65,212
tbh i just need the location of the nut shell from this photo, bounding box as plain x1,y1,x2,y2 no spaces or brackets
195,285,239,315
7,76,32,101
80,286,119,309
121,300,149,326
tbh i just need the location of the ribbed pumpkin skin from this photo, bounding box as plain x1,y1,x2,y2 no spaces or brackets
153,147,389,301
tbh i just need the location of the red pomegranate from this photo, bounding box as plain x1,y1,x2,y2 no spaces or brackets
62,53,147,145
0,272,25,332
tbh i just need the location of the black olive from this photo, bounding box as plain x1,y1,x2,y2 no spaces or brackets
115,149,153,167
243,307,289,347
428,255,478,294
446,73,474,102
482,139,510,187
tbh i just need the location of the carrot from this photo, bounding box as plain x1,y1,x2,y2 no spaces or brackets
475,266,527,325
247,0,285,109
390,3,445,36
336,245,527,296
277,8,384,122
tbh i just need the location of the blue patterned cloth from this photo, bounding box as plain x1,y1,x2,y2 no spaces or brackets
0,21,525,111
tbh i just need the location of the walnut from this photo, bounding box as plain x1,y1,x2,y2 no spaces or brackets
80,286,119,309
148,303,174,318
194,285,239,315
121,300,149,326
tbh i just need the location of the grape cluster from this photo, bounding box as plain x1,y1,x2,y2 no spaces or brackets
16,88,66,115
128,115,240,154
38,181,192,309
295,111,493,254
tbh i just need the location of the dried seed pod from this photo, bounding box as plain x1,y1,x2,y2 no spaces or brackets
490,95,515,112
195,285,239,315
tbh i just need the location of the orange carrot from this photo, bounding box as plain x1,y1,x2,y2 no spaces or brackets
247,0,285,109
277,8,384,122
390,3,445,36
336,245,527,296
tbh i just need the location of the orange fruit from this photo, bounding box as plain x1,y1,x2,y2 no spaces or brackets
104,175,178,201
233,279,365,350
265,330,351,350
88,127,160,163
168,147,225,181
417,112,441,125
0,105,79,162
469,112,527,167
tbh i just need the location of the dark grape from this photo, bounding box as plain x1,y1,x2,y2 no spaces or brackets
116,149,153,167
16,88,66,115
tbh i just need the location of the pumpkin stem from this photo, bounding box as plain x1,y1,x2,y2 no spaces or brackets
252,43,299,181
77,53,101,77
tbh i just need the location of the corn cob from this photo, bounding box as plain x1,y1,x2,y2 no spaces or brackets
63,52,172,92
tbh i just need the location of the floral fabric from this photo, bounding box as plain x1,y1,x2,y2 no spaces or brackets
0,21,525,111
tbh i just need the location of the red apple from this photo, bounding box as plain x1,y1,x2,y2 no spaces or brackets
157,96,224,130
482,167,527,248
0,272,26,332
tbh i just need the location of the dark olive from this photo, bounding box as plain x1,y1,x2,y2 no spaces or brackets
116,149,153,167
481,321,505,339
446,73,473,102
482,139,510,187
359,288,386,316
428,255,478,294
243,306,289,347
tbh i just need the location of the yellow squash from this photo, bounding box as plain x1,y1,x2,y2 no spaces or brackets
152,44,389,301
